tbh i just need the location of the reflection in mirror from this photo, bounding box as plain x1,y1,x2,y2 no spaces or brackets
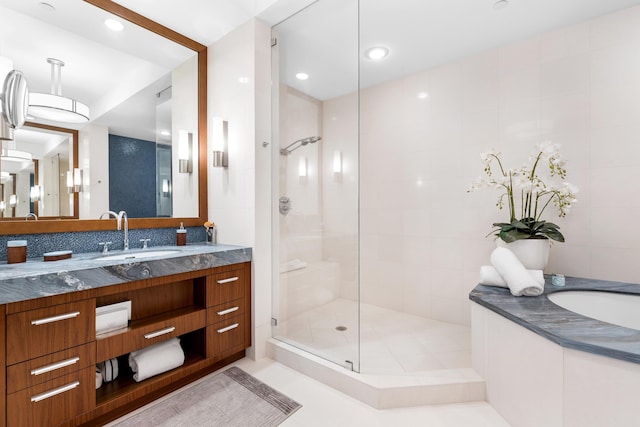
4,124,75,219
0,0,200,221
1,173,16,218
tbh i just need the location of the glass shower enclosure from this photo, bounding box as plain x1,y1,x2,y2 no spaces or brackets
271,0,360,371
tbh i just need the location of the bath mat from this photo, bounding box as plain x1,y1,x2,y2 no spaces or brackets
111,366,301,427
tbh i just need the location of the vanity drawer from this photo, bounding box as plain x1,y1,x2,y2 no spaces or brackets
207,298,245,325
7,366,95,427
207,268,246,306
96,308,206,361
7,342,96,394
6,299,95,365
206,315,247,359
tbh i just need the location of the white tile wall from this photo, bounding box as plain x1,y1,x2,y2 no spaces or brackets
324,5,640,326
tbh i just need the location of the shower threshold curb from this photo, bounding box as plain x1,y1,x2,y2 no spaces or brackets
266,339,486,409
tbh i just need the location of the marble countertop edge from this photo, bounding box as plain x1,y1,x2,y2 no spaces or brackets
0,243,252,305
470,276,640,365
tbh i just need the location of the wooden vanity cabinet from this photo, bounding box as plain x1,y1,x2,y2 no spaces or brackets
1,261,251,427
206,266,251,359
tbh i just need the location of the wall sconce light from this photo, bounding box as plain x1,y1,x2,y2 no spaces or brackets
30,185,42,202
178,130,193,174
66,168,83,193
0,201,5,212
9,194,17,207
298,156,308,184
162,179,171,197
212,119,229,168
333,150,343,182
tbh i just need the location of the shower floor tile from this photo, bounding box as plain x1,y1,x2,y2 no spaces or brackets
275,299,471,374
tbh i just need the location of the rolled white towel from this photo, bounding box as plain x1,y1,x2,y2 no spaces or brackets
490,247,545,297
479,265,545,288
128,338,185,382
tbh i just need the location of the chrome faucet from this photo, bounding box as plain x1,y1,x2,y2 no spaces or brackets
117,211,129,251
99,211,128,251
98,241,112,254
100,211,118,220
25,213,37,221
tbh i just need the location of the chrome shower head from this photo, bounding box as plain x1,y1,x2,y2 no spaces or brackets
280,136,322,155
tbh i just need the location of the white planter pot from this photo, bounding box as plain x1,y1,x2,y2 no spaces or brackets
496,238,550,270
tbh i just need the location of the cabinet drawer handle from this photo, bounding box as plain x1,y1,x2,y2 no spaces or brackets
30,381,80,403
144,326,176,339
217,323,239,334
217,277,239,284
31,357,80,376
31,311,80,326
217,306,239,316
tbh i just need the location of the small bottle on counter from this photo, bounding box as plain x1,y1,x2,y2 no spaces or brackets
206,223,216,244
551,273,565,287
176,222,187,246
7,240,27,264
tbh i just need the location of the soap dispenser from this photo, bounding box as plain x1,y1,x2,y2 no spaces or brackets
176,222,187,246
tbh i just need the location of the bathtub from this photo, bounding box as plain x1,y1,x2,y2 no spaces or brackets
470,277,640,427
548,290,640,331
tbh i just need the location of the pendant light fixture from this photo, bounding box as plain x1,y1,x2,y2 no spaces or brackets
29,58,90,124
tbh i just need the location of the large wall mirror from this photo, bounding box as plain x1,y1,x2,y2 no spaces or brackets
0,0,207,234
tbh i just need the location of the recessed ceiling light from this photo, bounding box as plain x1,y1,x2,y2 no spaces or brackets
160,130,171,136
105,18,125,32
365,46,389,60
417,92,429,99
296,72,309,80
238,76,249,84
493,0,509,10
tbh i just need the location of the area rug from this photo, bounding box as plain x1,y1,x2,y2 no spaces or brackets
112,367,301,427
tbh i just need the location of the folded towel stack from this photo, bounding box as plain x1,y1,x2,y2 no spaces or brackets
479,265,545,288
128,338,185,382
482,247,545,297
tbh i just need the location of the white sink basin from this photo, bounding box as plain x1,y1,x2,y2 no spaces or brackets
96,250,180,261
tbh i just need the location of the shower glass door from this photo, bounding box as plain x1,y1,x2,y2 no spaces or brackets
271,0,360,371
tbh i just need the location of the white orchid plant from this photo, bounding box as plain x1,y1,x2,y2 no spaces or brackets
468,141,579,243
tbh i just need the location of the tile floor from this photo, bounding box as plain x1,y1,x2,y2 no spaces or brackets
110,300,511,426
109,357,511,427
274,299,472,374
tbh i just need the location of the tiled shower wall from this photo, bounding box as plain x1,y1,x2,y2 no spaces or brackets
323,6,640,325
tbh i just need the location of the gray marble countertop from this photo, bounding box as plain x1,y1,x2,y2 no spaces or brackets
470,276,640,364
0,243,252,305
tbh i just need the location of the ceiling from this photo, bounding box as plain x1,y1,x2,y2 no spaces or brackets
111,0,640,101
2,0,640,145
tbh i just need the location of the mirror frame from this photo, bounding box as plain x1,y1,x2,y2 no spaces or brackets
1,0,208,235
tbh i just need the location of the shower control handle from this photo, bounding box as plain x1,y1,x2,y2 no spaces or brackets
279,196,291,216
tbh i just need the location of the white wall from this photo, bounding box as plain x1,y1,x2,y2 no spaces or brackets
78,124,109,219
320,5,640,326
208,18,272,359
278,86,323,265
172,55,199,218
